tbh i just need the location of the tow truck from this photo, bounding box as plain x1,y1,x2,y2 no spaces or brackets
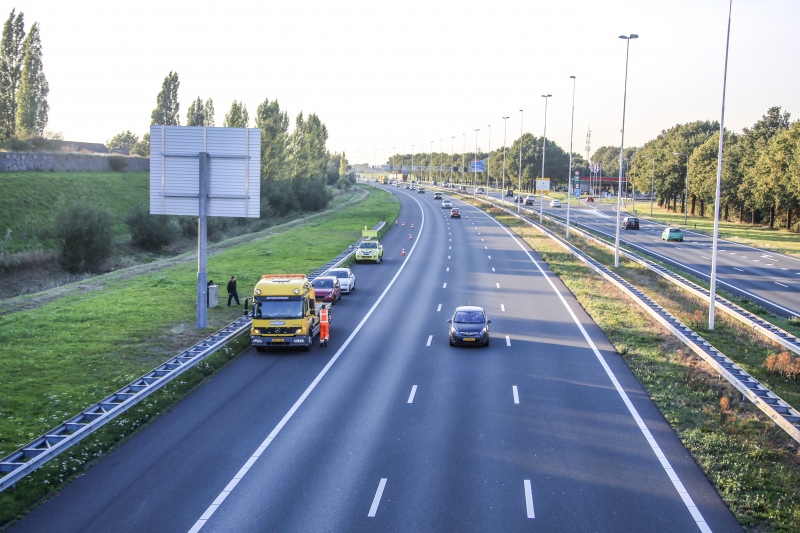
248,274,331,352
354,228,383,263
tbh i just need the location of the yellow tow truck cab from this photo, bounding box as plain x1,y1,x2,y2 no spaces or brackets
249,275,331,351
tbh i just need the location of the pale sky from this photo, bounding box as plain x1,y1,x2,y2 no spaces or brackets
19,0,800,164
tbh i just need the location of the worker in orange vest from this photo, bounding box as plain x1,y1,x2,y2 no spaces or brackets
319,306,330,347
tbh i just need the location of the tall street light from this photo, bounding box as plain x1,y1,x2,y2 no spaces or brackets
487,125,492,196
501,116,509,206
710,0,734,331
430,141,434,183
450,136,455,184
518,110,524,214
462,133,466,189
474,129,480,197
539,94,552,223
566,76,576,239
440,139,443,183
411,145,415,182
641,155,655,216
392,147,396,171
614,33,638,268
674,152,690,225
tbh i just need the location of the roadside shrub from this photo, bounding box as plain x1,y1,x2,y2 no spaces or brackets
763,351,800,380
55,199,113,273
298,177,333,211
107,156,128,172
336,176,352,190
126,204,177,250
265,179,299,216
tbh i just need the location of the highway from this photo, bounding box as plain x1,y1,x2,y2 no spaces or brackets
468,187,800,319
10,185,742,532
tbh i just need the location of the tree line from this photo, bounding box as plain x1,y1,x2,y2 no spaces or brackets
0,8,50,145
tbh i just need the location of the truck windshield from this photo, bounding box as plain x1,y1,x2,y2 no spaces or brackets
255,299,303,319
360,242,378,249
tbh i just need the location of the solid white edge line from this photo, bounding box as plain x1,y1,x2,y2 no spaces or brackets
512,385,519,403
408,385,417,404
426,335,433,346
506,335,511,346
187,192,427,532
479,209,712,533
524,479,535,518
368,478,388,517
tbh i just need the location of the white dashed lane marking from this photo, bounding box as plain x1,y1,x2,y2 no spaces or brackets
368,479,387,517
501,304,505,312
733,267,743,272
437,304,442,311
506,335,511,346
496,283,500,288
776,282,788,288
426,335,433,346
407,385,417,403
512,385,519,403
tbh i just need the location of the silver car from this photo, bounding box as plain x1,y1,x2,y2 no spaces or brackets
327,268,356,293
442,200,452,209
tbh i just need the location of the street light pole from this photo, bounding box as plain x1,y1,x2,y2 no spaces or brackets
567,76,576,238
501,116,509,206
614,33,638,268
430,141,434,183
450,136,455,184
440,139,443,183
710,0,734,331
462,133,466,189
411,145,415,183
518,110,523,214
674,152,690,225
539,94,552,223
474,129,480,197
641,155,655,216
487,125,491,196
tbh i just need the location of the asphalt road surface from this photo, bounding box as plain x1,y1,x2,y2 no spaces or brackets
459,187,800,320
10,185,742,532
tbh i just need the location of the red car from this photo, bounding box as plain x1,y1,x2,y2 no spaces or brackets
313,276,341,304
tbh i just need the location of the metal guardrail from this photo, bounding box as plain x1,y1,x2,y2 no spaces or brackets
0,221,386,493
437,188,800,444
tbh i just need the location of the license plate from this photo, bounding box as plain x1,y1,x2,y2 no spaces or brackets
272,338,284,343
463,338,476,341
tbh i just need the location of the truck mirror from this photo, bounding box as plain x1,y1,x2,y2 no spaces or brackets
243,299,250,316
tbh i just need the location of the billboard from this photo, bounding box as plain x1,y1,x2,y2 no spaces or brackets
535,178,551,192
150,125,261,218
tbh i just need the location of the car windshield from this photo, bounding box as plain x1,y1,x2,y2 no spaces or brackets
360,242,378,249
454,310,485,323
255,299,303,319
313,279,334,289
329,270,349,279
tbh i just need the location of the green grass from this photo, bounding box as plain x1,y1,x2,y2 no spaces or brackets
458,196,800,532
0,185,398,460
0,172,149,253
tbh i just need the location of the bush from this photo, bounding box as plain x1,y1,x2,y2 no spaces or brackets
265,179,299,216
298,177,333,211
107,156,128,172
126,204,177,250
55,199,113,273
336,176,352,190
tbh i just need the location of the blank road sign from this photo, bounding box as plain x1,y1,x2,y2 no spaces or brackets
150,125,261,218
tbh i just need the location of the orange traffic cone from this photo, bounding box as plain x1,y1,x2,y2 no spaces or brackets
402,247,406,256
411,223,414,229
402,221,405,227
409,233,413,240
395,220,398,225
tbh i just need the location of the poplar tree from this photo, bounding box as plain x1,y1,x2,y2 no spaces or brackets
223,100,248,127
15,21,48,136
186,96,204,126
0,9,25,139
150,71,180,125
203,98,214,126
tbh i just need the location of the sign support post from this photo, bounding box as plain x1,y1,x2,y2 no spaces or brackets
197,152,209,330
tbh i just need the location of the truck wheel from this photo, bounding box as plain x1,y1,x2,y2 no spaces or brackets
376,256,381,264
303,333,312,352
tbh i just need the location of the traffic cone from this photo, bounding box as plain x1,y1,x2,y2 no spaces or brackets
409,233,413,240
402,247,406,256
395,220,398,225
411,223,414,229
402,221,405,227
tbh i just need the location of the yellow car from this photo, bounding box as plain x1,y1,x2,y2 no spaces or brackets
355,230,383,263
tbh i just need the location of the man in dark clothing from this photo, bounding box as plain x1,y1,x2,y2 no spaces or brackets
227,276,240,306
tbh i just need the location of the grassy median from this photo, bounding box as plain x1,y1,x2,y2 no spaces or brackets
0,185,398,527
459,196,800,532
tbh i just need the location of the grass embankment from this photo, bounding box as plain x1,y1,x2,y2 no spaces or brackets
0,172,149,253
0,185,398,526
459,196,800,532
